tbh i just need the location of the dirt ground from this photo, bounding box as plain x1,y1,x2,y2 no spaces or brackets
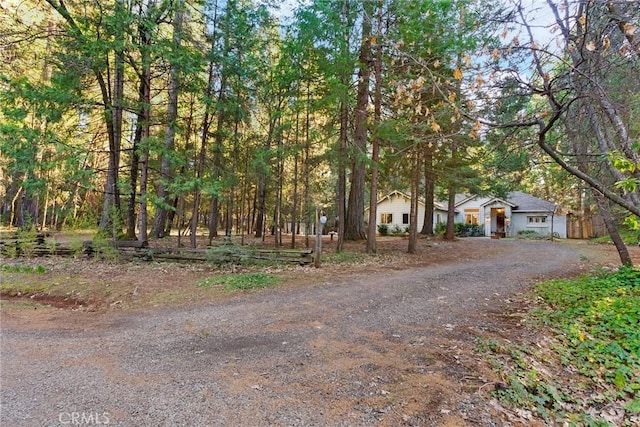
0,236,636,426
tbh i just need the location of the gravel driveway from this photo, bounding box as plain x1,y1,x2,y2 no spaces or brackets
0,239,617,426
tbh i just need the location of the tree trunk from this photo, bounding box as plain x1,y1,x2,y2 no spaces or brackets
151,0,184,238
336,97,347,250
444,138,458,241
567,108,632,266
99,0,125,235
335,0,351,252
254,124,272,239
228,112,240,238
345,0,372,241
304,82,312,248
42,1,123,234
138,61,151,242
594,191,632,266
134,3,154,242
125,76,147,239
291,111,300,249
274,117,284,247
528,1,640,222
366,2,383,254
421,144,435,235
408,148,420,254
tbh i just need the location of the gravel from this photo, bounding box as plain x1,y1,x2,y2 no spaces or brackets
0,239,618,426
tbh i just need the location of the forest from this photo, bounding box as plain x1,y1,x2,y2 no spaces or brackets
1,0,639,260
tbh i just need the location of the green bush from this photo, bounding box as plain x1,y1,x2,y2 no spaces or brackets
377,224,389,235
455,222,484,237
391,224,406,235
434,222,484,237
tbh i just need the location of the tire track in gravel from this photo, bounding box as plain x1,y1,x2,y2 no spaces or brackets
0,240,618,426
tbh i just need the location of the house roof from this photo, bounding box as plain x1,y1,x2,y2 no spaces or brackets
452,191,559,213
377,190,417,205
380,190,557,214
480,197,516,208
454,194,477,206
507,191,557,212
376,190,448,212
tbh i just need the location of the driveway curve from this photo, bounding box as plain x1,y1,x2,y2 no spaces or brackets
0,239,618,426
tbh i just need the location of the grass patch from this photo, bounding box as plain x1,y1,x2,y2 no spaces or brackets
0,280,53,296
196,272,278,291
589,225,638,245
324,251,366,264
480,267,640,425
1,264,46,274
0,264,50,295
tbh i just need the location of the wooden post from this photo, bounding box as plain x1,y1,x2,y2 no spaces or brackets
314,206,321,268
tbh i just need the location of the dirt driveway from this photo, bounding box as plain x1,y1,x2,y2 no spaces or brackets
0,238,628,426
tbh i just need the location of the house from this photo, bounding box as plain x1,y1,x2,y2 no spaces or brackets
374,190,567,238
371,190,450,233
454,192,567,238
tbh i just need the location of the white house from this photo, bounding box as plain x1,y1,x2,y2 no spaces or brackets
371,190,450,233
374,190,567,238
454,192,567,238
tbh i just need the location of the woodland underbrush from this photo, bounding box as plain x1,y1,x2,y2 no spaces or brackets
480,267,640,426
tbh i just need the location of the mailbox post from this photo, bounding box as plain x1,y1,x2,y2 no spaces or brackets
314,207,327,268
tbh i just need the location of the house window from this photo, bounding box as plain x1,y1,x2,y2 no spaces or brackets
402,213,409,224
527,216,547,225
381,213,393,224
464,208,479,225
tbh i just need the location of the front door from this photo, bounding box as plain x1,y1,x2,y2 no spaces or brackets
491,207,506,237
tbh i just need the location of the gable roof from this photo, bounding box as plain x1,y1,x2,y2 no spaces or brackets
376,190,448,212
377,190,417,205
480,197,516,208
507,191,557,212
450,191,559,213
454,194,477,206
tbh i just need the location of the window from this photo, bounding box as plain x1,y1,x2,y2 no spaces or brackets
381,213,393,224
464,208,480,225
527,216,547,225
402,213,409,224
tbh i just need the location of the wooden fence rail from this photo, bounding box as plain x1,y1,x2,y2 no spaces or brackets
1,236,313,265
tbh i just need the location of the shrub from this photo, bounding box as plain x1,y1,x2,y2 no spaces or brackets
455,223,484,237
377,224,389,235
391,224,405,235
